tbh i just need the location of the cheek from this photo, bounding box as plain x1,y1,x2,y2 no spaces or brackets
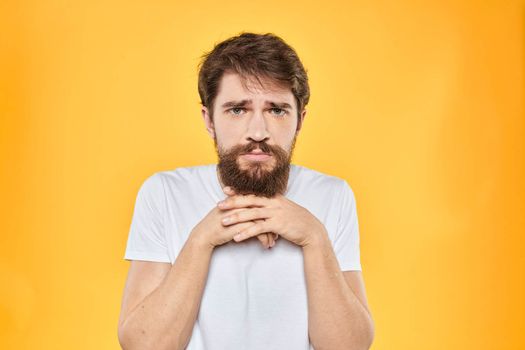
215,125,239,148
274,129,297,147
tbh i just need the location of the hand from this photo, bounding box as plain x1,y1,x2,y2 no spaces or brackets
222,186,278,249
217,187,325,248
190,205,261,249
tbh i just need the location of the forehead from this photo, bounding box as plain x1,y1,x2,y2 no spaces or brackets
215,72,295,107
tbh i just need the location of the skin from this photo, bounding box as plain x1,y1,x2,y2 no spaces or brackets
202,71,306,249
118,71,374,350
215,185,375,349
204,72,374,348
117,72,305,350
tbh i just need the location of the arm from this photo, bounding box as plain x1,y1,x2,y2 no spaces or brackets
303,228,375,350
118,234,213,350
118,200,261,350
214,184,375,348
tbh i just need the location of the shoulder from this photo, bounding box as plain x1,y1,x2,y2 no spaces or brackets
135,171,165,196
154,164,212,185
291,164,351,194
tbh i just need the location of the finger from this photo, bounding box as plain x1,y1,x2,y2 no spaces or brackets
225,207,248,215
257,232,269,247
218,193,268,210
226,221,256,241
233,220,270,242
221,207,270,226
257,233,268,245
269,233,275,248
253,219,270,249
222,186,236,196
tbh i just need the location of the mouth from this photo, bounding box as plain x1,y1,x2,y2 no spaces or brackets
240,151,272,161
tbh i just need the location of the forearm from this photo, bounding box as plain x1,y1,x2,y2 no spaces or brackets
119,234,214,350
303,229,374,350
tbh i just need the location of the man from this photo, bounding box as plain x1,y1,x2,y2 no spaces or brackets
118,32,374,350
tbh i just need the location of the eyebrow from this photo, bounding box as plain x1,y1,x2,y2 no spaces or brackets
221,99,293,110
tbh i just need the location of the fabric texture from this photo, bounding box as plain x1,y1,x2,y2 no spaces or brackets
124,163,362,349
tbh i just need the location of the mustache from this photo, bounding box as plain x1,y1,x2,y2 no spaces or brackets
240,141,274,154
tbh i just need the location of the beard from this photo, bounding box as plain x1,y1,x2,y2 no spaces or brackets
215,135,297,198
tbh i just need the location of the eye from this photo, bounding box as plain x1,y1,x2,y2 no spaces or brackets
228,107,245,116
270,108,287,117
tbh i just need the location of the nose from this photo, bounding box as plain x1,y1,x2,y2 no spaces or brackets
246,109,270,143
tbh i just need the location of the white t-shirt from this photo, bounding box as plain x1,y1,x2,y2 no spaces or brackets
124,163,362,350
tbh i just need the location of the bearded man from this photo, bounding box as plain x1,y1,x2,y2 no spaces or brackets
118,32,374,350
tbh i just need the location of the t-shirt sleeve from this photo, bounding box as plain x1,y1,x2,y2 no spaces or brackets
123,173,171,263
333,179,362,271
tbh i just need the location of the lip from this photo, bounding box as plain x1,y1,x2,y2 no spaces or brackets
241,152,272,161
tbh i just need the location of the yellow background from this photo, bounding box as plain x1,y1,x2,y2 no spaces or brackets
1,0,523,349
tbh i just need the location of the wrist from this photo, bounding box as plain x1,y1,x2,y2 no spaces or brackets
188,230,215,253
302,224,329,250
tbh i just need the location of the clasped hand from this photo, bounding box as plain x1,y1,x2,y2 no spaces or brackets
218,186,324,248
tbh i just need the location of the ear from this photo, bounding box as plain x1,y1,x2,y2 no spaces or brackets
201,106,215,139
296,109,307,133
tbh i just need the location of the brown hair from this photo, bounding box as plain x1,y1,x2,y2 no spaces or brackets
197,32,310,123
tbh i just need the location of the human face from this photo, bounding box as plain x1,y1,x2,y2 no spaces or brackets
201,71,306,197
